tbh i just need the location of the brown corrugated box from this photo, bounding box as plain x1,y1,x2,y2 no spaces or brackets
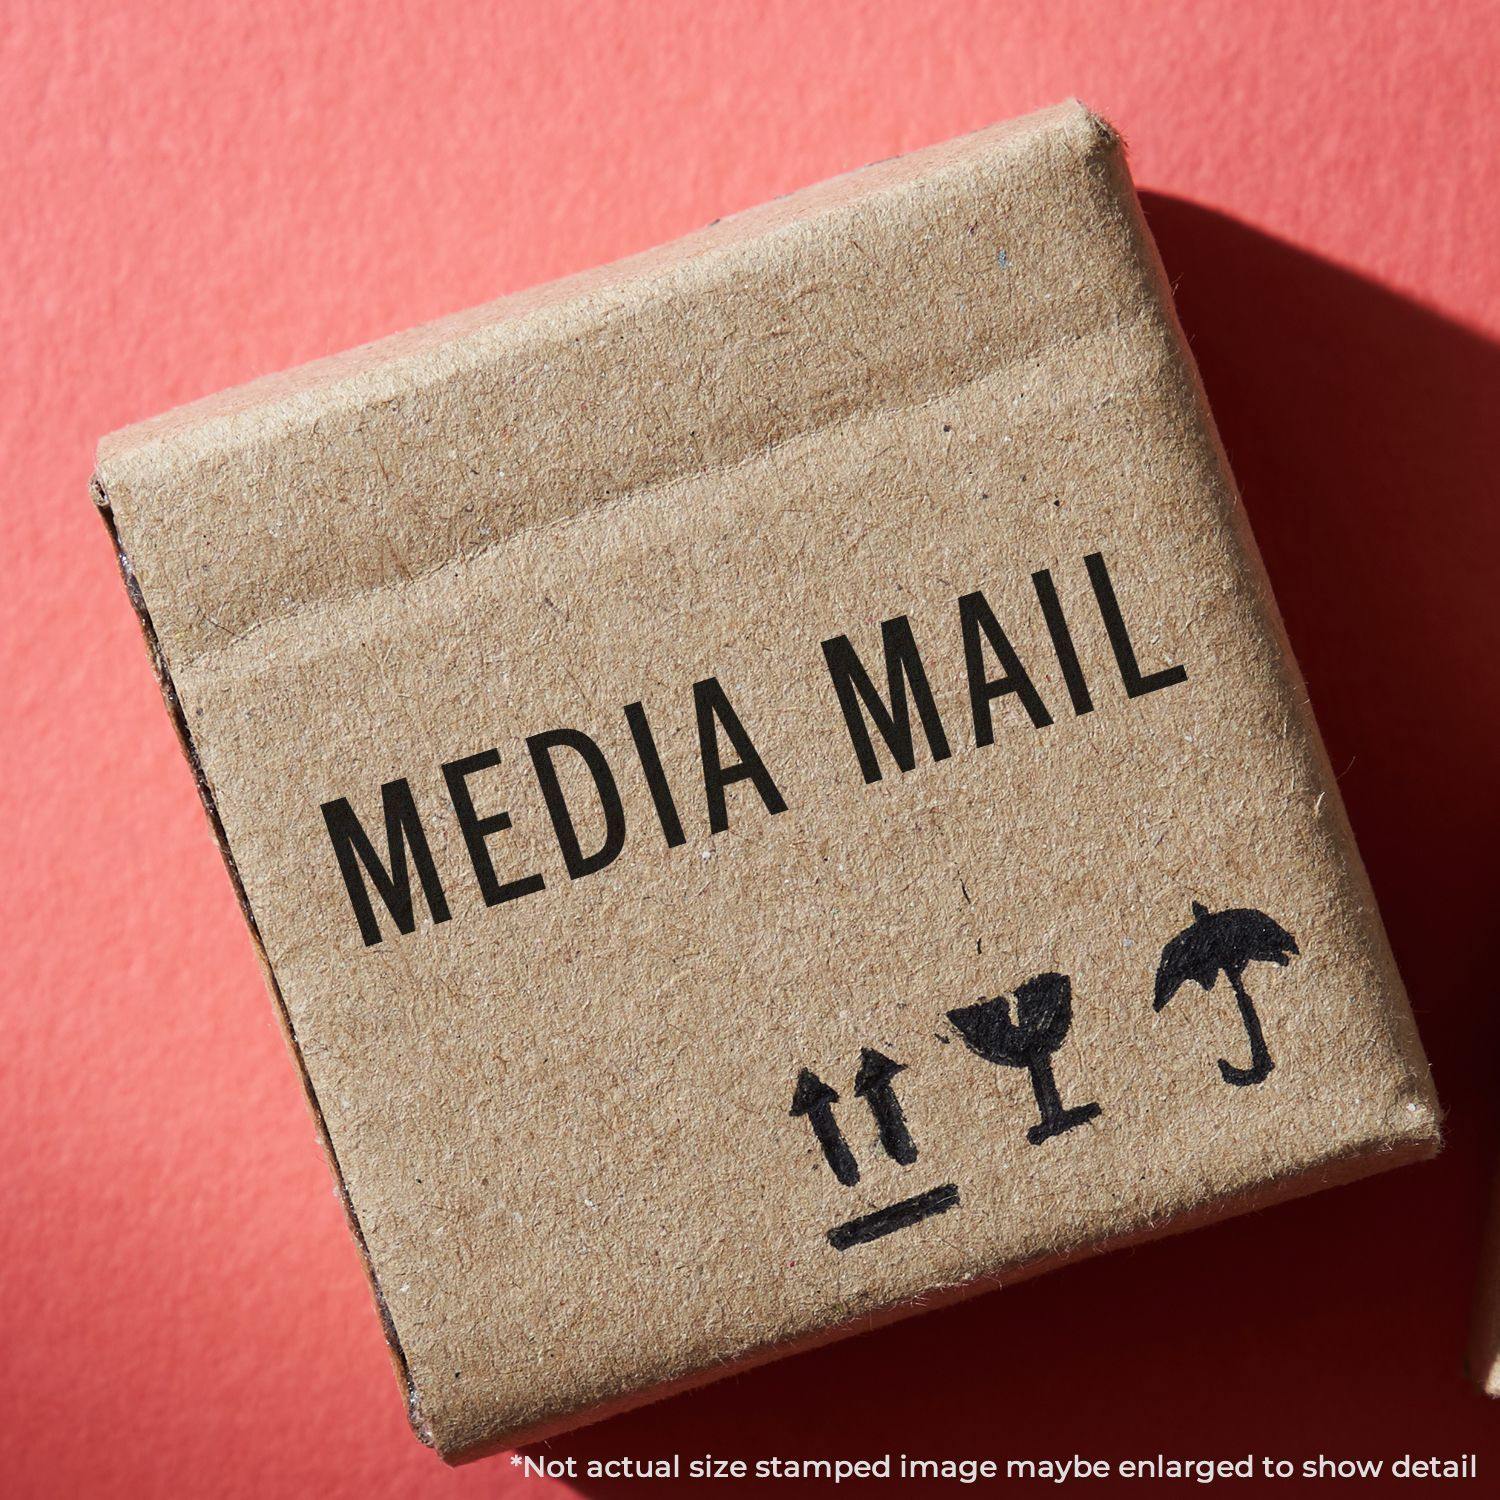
94,101,1439,1460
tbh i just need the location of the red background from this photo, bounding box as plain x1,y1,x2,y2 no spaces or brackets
5,2,1499,1495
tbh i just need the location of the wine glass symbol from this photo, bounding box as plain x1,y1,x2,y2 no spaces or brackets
947,972,1102,1144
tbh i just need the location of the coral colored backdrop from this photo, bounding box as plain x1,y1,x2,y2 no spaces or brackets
4,2,1499,1495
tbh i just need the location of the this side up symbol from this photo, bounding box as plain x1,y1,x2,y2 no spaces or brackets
789,1048,917,1186
947,972,1102,1144
790,1049,959,1250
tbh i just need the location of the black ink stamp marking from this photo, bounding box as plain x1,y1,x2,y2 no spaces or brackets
1154,901,1299,1086
792,900,1296,1256
791,1049,958,1249
947,972,1102,1144
790,1069,860,1186
826,1183,961,1251
853,1047,918,1165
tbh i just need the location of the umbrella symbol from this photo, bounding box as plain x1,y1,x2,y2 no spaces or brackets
1154,901,1299,1086
947,973,1102,1145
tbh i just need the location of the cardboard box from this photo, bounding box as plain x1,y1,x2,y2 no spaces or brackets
1471,1180,1500,1393
94,101,1439,1460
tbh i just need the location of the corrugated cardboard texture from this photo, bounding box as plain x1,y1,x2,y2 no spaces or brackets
94,101,1438,1460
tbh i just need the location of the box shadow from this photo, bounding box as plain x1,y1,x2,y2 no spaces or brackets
520,194,1500,1491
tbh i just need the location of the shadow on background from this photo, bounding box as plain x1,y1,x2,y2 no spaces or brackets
537,195,1500,1491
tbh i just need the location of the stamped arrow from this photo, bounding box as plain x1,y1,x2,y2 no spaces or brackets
853,1047,917,1165
790,1069,859,1186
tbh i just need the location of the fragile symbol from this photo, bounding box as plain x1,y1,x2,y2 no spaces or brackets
1154,901,1299,1086
946,972,1102,1144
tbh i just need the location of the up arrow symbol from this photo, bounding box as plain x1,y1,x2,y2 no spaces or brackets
853,1048,917,1165
790,1069,860,1186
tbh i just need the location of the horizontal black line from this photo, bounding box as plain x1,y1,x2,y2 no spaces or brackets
826,1183,961,1251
